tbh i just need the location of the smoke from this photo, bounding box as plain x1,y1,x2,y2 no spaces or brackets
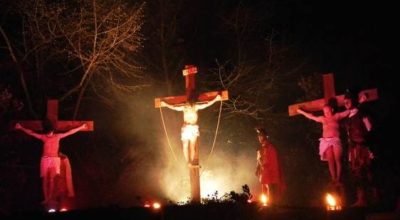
158,141,259,203
109,85,258,203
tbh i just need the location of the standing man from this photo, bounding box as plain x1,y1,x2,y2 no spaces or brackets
255,127,286,204
343,93,376,206
15,121,87,205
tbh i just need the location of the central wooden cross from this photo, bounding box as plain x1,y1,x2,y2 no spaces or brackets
288,73,378,116
13,99,94,131
155,65,228,203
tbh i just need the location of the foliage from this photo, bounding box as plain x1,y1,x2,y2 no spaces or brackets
202,185,253,205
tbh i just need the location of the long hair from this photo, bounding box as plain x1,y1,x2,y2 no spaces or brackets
42,118,55,133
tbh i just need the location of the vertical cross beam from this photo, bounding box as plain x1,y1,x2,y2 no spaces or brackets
155,65,228,203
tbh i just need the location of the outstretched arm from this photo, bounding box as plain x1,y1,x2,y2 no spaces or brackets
160,101,185,111
363,117,372,132
297,109,322,122
196,95,221,110
15,123,42,139
335,109,350,120
59,123,87,138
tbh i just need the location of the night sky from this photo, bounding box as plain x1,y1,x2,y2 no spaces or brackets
1,0,398,212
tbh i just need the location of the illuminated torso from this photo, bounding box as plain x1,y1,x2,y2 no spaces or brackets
321,116,340,138
40,134,61,157
183,105,198,124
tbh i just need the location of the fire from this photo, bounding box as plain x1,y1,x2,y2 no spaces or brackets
260,194,268,206
152,202,161,209
325,193,342,211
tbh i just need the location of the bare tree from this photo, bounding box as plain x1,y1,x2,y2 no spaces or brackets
208,4,305,123
142,0,186,95
1,0,146,118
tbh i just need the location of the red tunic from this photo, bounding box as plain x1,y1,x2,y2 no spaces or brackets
257,144,280,183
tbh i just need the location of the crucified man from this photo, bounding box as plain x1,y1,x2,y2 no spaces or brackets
15,121,87,205
160,94,221,164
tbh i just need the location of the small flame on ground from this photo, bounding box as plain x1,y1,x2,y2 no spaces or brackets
325,193,342,211
260,194,268,206
152,202,161,209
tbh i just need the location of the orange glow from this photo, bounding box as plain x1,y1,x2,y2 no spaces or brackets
325,193,342,211
160,145,260,204
152,202,161,209
260,194,268,206
59,208,68,212
144,203,151,208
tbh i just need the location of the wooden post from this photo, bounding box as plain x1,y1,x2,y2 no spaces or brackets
155,65,228,203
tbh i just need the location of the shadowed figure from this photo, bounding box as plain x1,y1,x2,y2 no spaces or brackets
343,93,378,207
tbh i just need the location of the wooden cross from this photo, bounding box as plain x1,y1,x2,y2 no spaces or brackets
288,73,379,116
12,99,94,131
155,65,228,203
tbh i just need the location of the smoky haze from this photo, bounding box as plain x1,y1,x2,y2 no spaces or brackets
91,84,261,207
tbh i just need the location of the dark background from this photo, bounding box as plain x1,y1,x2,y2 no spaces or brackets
1,0,398,212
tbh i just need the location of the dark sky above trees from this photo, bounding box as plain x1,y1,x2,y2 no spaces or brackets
1,0,398,212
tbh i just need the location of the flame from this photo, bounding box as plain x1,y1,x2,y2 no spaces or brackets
326,193,336,206
325,193,342,210
153,202,161,209
260,194,268,206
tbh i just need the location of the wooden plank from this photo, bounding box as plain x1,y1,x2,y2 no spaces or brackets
289,88,379,116
155,90,228,108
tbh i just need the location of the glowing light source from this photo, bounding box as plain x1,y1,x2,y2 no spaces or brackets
48,209,56,213
325,193,342,211
152,202,161,209
260,194,268,206
59,208,68,212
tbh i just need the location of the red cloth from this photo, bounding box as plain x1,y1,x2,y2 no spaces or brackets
56,155,75,198
257,143,286,193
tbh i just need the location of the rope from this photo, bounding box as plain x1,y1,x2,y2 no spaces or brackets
159,107,178,162
203,100,223,170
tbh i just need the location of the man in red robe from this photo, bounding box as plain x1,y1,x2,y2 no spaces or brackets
255,127,286,204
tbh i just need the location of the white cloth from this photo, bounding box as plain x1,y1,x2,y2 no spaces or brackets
318,137,341,161
181,124,199,141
